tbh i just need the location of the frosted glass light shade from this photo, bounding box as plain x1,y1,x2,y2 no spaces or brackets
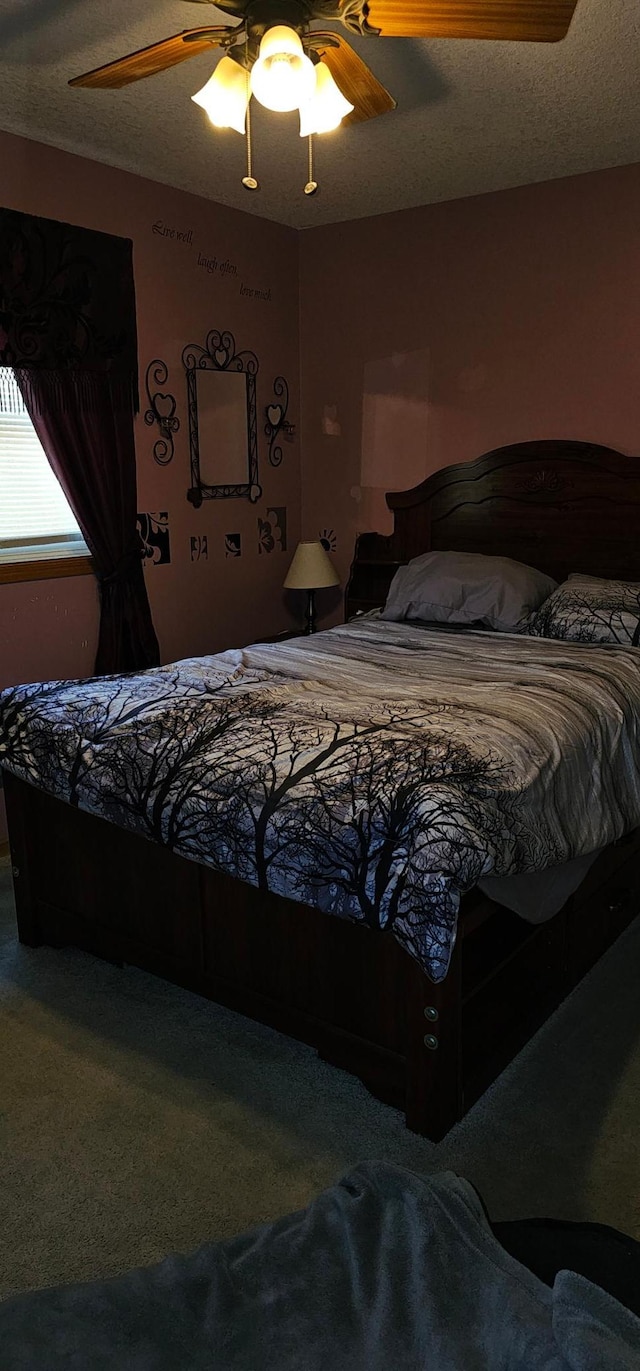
299,62,354,136
284,540,340,590
250,26,316,113
192,56,249,134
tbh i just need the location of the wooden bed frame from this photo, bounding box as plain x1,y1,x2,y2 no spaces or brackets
4,439,640,1141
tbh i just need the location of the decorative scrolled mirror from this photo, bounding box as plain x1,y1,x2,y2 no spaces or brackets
183,329,262,506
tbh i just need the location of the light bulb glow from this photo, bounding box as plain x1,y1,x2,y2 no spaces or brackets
250,26,316,113
192,56,249,134
299,61,354,136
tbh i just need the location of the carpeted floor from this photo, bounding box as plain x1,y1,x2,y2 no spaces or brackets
1,855,640,1301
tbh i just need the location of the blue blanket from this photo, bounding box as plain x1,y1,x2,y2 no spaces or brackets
1,1164,638,1369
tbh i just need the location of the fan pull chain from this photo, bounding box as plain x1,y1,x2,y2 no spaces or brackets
304,134,318,197
242,63,259,191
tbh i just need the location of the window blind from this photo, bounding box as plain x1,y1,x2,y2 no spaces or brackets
0,368,88,562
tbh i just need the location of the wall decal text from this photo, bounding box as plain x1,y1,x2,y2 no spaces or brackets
240,283,272,303
197,253,238,278
150,216,272,299
152,220,193,246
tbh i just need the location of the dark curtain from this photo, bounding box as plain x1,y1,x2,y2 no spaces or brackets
0,206,160,674
16,369,159,674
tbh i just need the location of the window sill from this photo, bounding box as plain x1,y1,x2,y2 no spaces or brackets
0,554,94,585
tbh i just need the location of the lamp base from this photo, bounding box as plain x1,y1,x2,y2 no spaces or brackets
304,588,316,635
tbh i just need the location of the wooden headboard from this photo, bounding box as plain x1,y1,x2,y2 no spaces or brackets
345,440,640,618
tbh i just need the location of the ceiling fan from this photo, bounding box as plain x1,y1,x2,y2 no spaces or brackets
69,1,581,194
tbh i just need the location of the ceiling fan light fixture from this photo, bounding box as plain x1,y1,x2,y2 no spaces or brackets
192,55,249,135
250,25,316,113
299,60,354,136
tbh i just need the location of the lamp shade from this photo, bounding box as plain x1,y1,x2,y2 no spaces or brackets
284,540,340,590
192,56,249,134
250,25,316,113
299,62,354,137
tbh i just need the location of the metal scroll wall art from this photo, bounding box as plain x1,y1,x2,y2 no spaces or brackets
144,359,180,466
264,376,295,467
183,328,261,506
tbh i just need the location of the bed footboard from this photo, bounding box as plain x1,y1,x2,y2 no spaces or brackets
4,770,639,1141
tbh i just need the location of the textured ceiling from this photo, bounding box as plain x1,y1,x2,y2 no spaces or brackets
0,0,639,228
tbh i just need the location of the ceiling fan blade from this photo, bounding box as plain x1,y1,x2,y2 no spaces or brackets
312,35,396,124
362,0,580,41
69,28,235,90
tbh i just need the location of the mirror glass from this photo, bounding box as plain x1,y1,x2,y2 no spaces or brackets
197,370,248,487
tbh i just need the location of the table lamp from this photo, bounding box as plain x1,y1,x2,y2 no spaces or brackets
284,540,340,634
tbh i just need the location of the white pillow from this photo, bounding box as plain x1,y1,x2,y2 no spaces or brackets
381,551,557,632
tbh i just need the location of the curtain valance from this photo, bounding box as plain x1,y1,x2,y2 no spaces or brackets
0,206,138,413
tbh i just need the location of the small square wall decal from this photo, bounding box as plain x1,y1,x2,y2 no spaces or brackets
319,528,337,552
258,506,287,554
225,533,242,558
190,535,208,562
137,512,170,565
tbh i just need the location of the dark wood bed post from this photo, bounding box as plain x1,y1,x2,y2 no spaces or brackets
404,936,462,1138
5,780,41,948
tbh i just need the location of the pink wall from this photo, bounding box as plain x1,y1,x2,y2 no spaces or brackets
299,162,640,592
0,131,301,840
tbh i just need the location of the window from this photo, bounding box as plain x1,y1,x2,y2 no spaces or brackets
0,368,91,583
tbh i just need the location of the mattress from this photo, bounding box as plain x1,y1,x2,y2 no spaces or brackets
479,849,601,923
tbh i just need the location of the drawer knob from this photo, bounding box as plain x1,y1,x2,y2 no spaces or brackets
423,1033,439,1051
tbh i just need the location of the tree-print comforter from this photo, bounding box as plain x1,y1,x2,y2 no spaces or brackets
2,617,640,982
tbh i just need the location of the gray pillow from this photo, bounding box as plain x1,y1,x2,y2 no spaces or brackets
381,551,557,632
522,573,640,645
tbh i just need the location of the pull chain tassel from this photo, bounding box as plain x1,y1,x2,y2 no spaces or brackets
304,134,318,196
242,64,259,191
